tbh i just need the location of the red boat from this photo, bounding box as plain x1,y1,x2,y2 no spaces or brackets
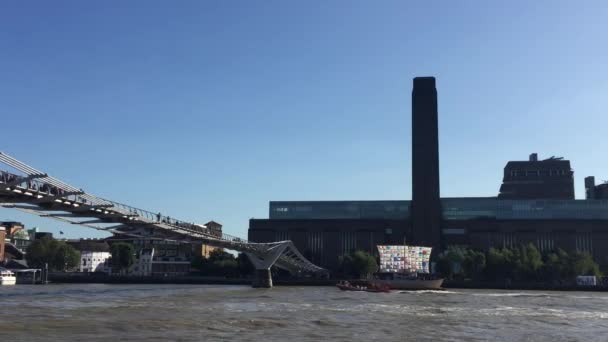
336,281,391,293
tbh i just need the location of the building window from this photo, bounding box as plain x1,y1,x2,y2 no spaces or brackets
503,233,517,249
576,233,593,253
442,228,465,235
536,233,554,252
275,231,289,242
307,232,323,262
340,231,356,256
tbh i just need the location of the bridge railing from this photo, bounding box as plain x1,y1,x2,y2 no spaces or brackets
1,169,250,245
0,171,248,243
105,200,248,243
1,151,326,275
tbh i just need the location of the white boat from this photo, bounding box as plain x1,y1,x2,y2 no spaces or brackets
0,267,17,285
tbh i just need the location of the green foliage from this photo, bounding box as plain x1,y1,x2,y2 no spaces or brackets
438,244,602,283
435,256,453,279
26,238,80,271
110,242,136,274
541,249,568,281
462,249,486,280
437,246,485,280
338,250,378,279
192,250,253,278
517,243,544,280
570,252,602,277
26,238,50,269
237,253,254,277
54,243,81,271
484,244,544,281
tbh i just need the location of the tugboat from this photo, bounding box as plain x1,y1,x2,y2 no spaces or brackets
373,245,444,290
0,267,17,285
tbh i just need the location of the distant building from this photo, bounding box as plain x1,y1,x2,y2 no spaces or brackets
249,77,608,273
0,226,5,263
65,239,111,273
498,153,574,199
411,77,441,248
117,220,224,275
79,251,111,273
0,221,27,261
34,232,53,240
1,221,24,236
193,221,224,258
106,237,191,276
585,176,608,199
12,227,31,251
133,248,154,276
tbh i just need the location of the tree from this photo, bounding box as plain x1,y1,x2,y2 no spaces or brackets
570,252,602,277
436,246,463,279
193,250,243,277
53,242,80,271
541,250,566,282
26,238,80,271
26,238,51,269
486,247,517,281
437,246,485,280
462,249,486,280
339,250,377,279
237,253,254,277
515,243,543,280
436,256,453,279
110,242,136,274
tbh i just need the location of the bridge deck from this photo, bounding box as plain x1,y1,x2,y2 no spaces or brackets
0,151,326,275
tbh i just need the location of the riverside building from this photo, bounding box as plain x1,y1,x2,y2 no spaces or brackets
248,77,608,273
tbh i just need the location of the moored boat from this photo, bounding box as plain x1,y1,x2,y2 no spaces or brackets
0,267,17,285
375,245,444,290
373,277,444,290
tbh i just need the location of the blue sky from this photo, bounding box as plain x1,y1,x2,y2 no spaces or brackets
1,1,607,239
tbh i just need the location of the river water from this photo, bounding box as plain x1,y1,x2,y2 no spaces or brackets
1,284,607,341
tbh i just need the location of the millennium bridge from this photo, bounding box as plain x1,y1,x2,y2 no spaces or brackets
0,151,326,287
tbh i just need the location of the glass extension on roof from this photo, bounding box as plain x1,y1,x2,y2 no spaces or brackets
270,198,608,220
442,198,608,220
269,201,410,220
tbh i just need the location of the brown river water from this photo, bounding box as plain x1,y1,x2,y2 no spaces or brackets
1,284,607,341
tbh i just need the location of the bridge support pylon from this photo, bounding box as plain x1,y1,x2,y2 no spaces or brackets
252,269,273,288
245,243,289,288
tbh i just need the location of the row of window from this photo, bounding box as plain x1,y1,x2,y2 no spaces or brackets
270,201,409,220
509,169,569,177
496,232,592,253
273,230,595,257
271,199,608,220
307,232,323,258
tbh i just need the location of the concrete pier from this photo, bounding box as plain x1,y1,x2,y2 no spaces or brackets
252,269,273,288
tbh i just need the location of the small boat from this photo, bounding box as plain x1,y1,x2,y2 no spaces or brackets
336,281,391,293
0,267,17,285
